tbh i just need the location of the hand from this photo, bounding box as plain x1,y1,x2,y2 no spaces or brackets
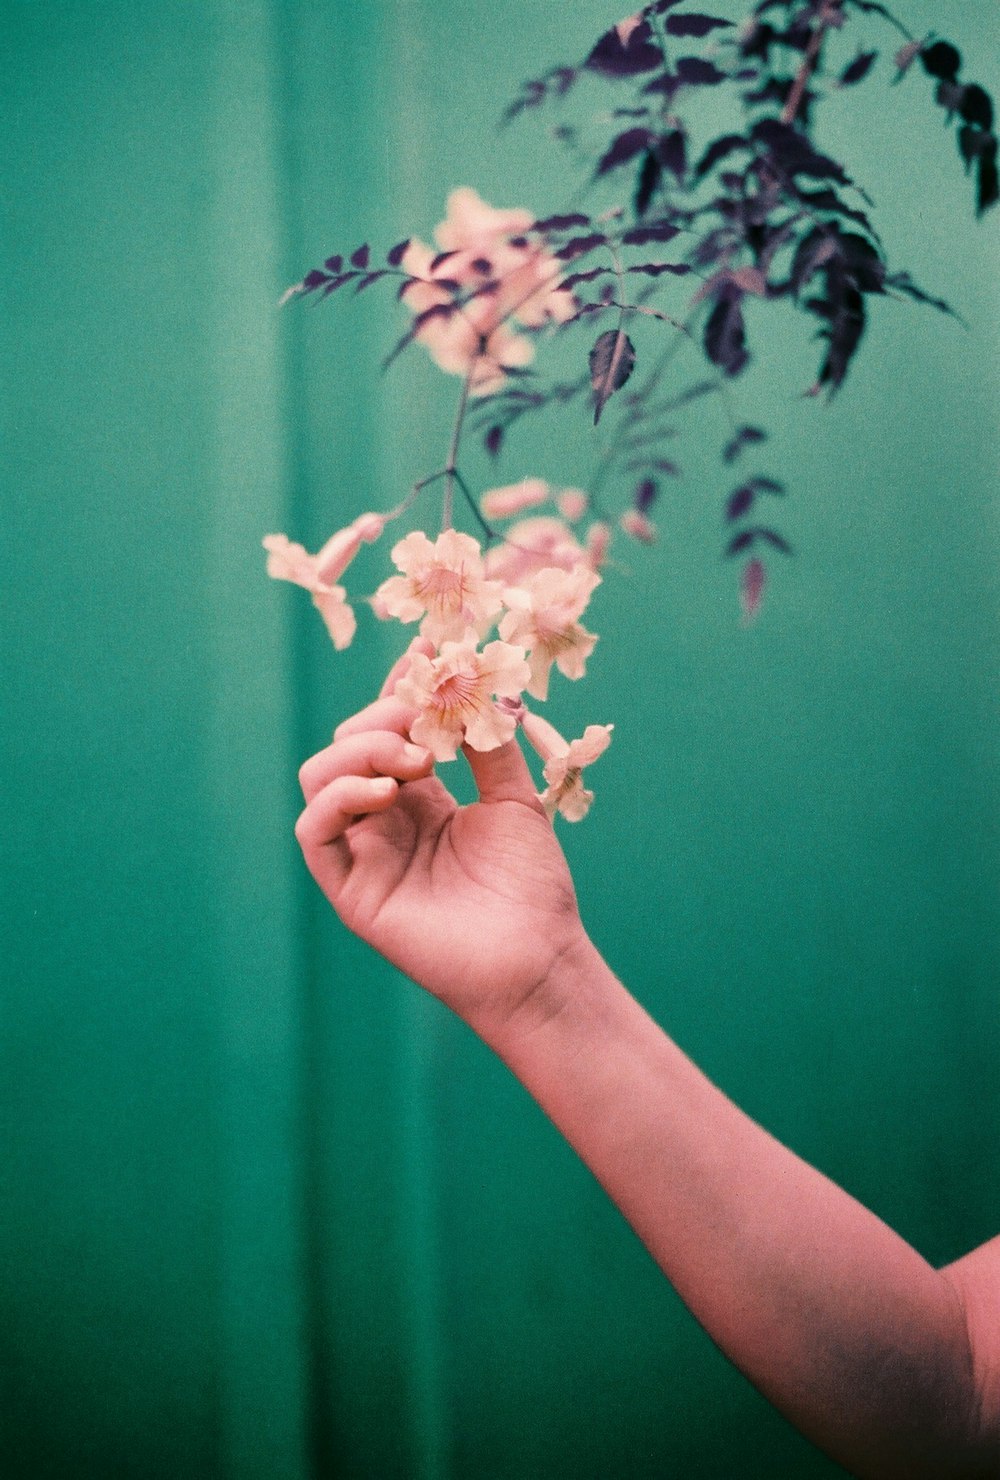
294,641,587,1031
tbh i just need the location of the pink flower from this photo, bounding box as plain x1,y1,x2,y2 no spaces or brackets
521,713,614,822
498,565,600,700
741,558,766,622
399,190,575,394
374,528,504,646
394,635,531,762
556,488,589,523
262,532,357,649
585,520,612,569
620,510,657,544
484,516,587,585
480,478,549,520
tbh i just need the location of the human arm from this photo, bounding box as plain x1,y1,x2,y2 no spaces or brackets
294,669,999,1479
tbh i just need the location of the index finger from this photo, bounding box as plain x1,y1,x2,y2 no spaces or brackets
379,634,436,699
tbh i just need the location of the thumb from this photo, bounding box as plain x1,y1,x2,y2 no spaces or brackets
463,735,543,809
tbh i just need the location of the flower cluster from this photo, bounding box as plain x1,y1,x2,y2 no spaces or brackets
264,493,612,820
400,188,575,395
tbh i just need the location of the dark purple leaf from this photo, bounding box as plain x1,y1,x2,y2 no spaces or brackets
959,84,994,131
794,187,878,237
555,233,607,261
597,127,653,175
752,119,850,184
355,271,386,292
627,261,692,277
722,425,767,463
622,220,682,245
815,288,866,392
533,212,592,231
321,274,355,296
726,485,757,521
635,478,658,513
485,425,504,458
676,56,727,85
921,40,961,81
350,244,370,269
659,128,687,180
324,255,343,272
302,268,330,291
561,266,612,287
635,149,663,217
386,239,410,267
694,133,750,179
789,226,839,294
589,328,637,424
704,291,749,377
977,138,999,215
430,250,457,272
893,38,923,79
759,529,793,554
725,530,757,556
584,20,662,78
840,50,878,87
665,14,733,38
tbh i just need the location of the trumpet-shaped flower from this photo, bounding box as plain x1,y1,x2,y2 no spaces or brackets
484,516,587,585
375,529,504,646
498,565,600,700
620,510,657,544
399,190,575,393
480,478,549,520
521,713,614,822
394,635,531,762
262,532,357,649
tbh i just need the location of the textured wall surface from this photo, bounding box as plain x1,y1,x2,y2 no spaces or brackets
2,3,997,1477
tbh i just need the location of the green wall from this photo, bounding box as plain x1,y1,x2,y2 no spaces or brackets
2,3,997,1477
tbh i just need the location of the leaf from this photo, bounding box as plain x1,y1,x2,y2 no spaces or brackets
533,212,592,231
589,328,637,424
622,219,682,245
485,425,504,458
789,226,840,295
839,51,877,87
959,84,994,132
675,56,727,85
725,530,757,556
430,250,457,272
759,529,793,554
751,119,850,184
634,149,663,217
892,38,923,80
555,233,608,261
324,255,343,272
693,133,750,179
627,261,692,277
355,271,386,292
301,268,330,291
561,266,612,287
978,138,999,215
597,127,653,175
634,478,658,512
659,128,687,181
921,40,961,81
321,274,355,296
664,13,733,38
722,425,767,463
704,292,749,376
386,239,410,267
726,485,757,521
584,19,662,77
350,244,370,269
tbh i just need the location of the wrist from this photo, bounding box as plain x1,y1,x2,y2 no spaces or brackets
467,927,615,1052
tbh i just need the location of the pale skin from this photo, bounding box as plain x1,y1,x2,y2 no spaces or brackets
295,640,1000,1479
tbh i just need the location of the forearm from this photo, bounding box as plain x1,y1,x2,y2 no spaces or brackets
468,936,984,1479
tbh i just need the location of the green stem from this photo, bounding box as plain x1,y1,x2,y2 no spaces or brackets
441,365,475,532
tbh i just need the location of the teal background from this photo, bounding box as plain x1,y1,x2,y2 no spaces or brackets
2,2,997,1476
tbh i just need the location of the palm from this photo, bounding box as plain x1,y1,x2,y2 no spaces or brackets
332,773,580,1017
